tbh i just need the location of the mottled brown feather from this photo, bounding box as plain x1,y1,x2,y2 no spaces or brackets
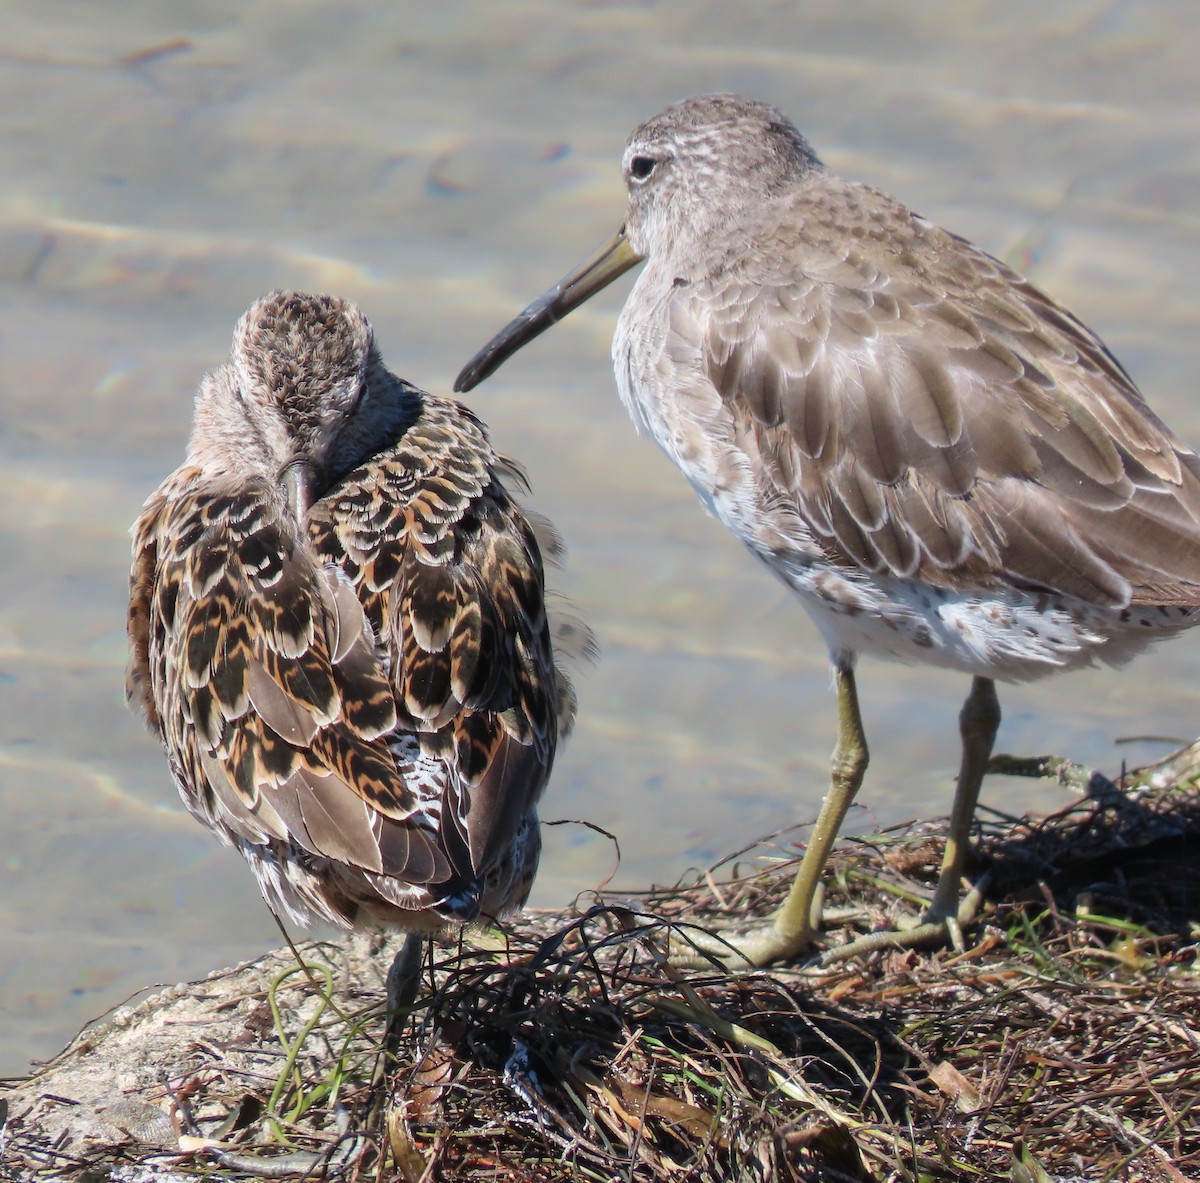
128,291,577,933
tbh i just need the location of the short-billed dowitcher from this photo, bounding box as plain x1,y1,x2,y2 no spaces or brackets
456,93,1200,967
129,290,577,1002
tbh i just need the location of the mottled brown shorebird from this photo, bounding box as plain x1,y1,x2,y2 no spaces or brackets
456,93,1200,967
128,290,576,1003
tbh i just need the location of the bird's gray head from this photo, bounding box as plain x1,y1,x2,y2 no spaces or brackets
621,93,824,260
451,94,827,395
189,291,388,518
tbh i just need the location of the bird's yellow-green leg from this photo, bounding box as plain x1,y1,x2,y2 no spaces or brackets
677,659,869,968
821,676,1000,965
744,659,870,963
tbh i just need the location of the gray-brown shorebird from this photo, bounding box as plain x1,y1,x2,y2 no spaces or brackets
129,290,576,1002
456,93,1200,967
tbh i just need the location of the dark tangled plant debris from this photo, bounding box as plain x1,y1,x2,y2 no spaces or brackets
2,746,1198,1182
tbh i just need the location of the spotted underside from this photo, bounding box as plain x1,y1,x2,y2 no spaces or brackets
128,377,562,932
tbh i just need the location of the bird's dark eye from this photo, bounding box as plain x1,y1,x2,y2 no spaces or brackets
628,154,658,182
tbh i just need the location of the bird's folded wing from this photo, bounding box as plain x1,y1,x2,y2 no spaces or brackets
306,405,560,879
685,212,1200,607
127,473,449,884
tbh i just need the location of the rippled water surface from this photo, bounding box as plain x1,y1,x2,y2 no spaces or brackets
4,2,1200,1074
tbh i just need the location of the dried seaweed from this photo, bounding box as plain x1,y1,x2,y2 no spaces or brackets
3,750,1198,1182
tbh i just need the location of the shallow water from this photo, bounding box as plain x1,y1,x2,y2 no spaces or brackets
3,1,1200,1075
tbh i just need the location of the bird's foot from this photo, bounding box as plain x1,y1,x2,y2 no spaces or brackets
666,873,989,971
667,923,811,970
817,871,989,966
666,884,833,970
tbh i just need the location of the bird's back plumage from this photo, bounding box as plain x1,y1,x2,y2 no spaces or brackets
128,291,571,933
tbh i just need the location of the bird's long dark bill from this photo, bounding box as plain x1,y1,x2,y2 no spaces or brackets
454,227,642,392
280,458,318,521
